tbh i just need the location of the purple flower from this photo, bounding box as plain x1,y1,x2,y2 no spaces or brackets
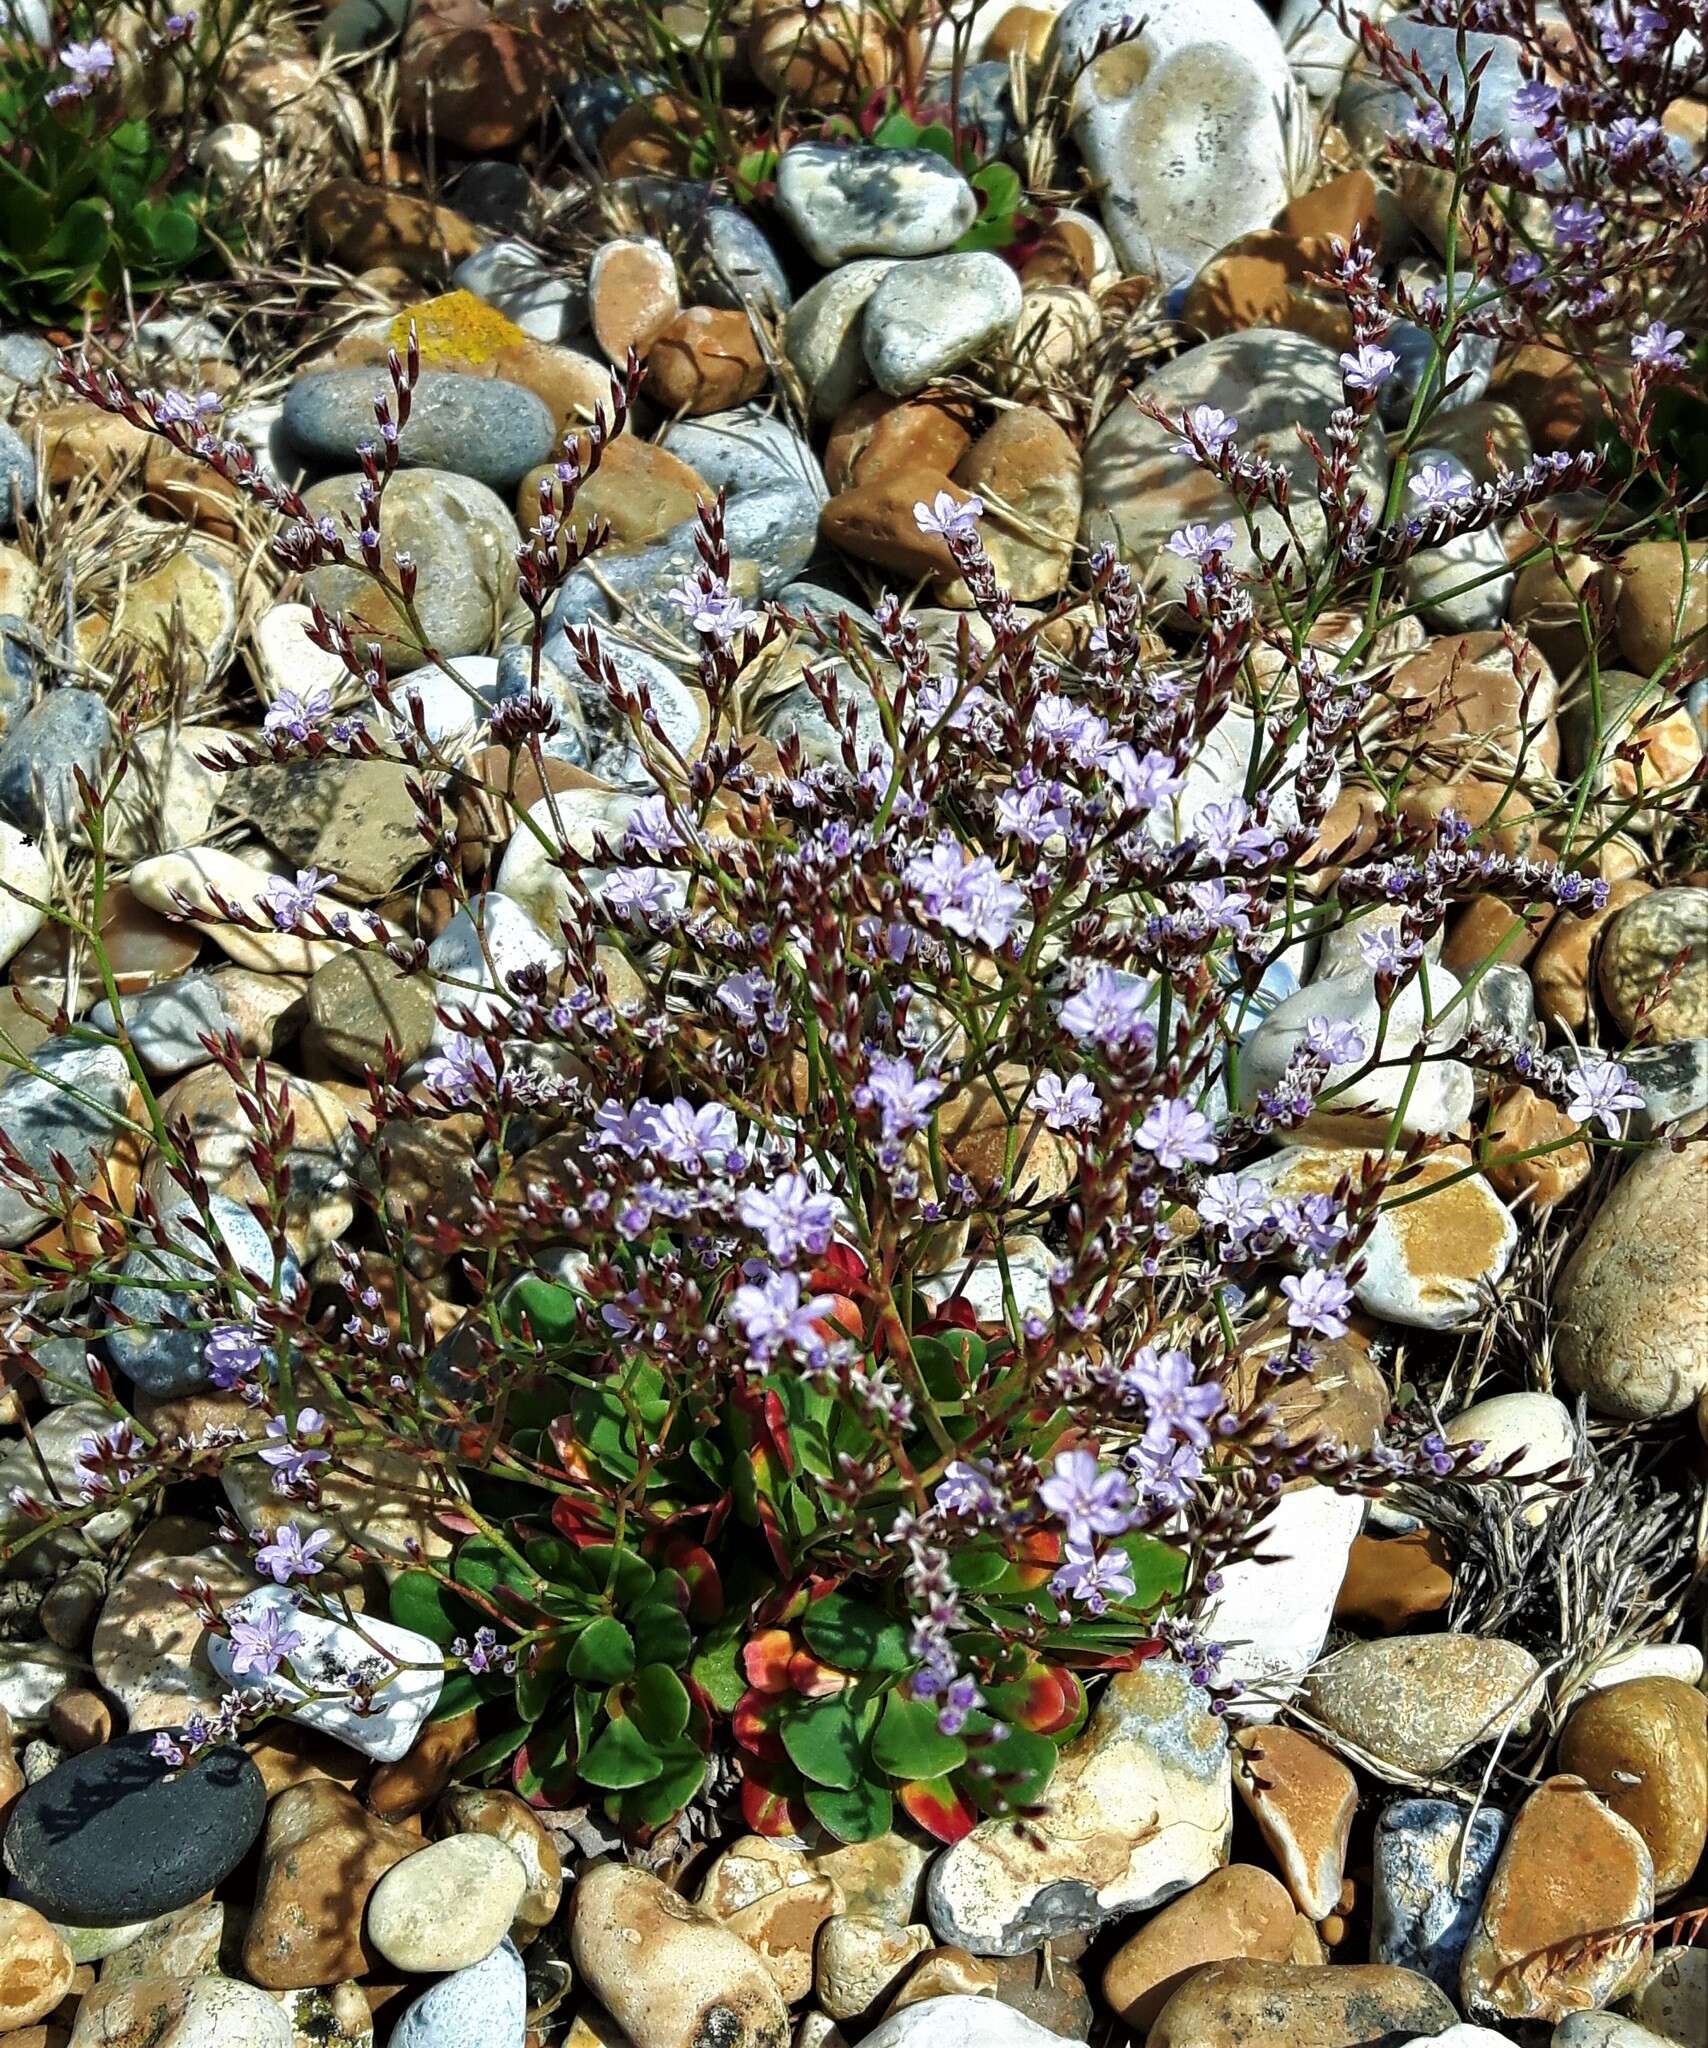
1406,106,1451,149
1564,1056,1644,1138
996,778,1071,846
1164,521,1235,567
258,1408,331,1492
1172,405,1238,459
594,1097,661,1156
53,38,115,95
1035,1071,1101,1133
1198,1172,1269,1243
1339,344,1398,394
1358,924,1423,976
716,971,773,1028
1407,460,1475,515
1128,1434,1203,1509
1039,1448,1135,1546
1051,1541,1135,1616
73,1422,146,1498
1060,965,1155,1051
1030,694,1110,763
205,1319,268,1391
665,572,758,643
1197,798,1279,867
1280,1267,1354,1340
739,1172,837,1263
260,867,336,934
1550,201,1605,251
653,1098,739,1171
728,1266,835,1367
1272,1193,1347,1261
1135,1099,1218,1171
1304,1017,1368,1065
453,1626,516,1676
602,868,680,923
226,1604,303,1679
860,1053,944,1140
935,1459,1002,1519
254,1523,336,1584
914,490,983,543
1632,321,1687,371
1128,1345,1223,1448
423,1032,496,1105
263,687,334,742
1108,745,1186,817
1511,79,1560,128
623,796,683,859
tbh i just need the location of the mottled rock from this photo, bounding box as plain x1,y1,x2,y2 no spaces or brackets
1555,1680,1707,1897
0,689,115,839
367,1832,528,1972
0,1899,74,2029
1232,1726,1357,1920
816,1916,933,2020
127,843,346,975
1302,1636,1542,1777
390,1936,528,2048
1146,1959,1457,2048
283,368,555,493
244,1780,424,1988
1441,1391,1578,1525
775,143,977,265
862,254,1022,397
435,1784,563,1938
1598,888,1708,1043
1101,1865,1296,2029
926,1659,1231,1956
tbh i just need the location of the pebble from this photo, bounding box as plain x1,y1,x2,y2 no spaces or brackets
1372,1798,1509,1997
390,1937,529,2047
1597,887,1708,1043
1248,1146,1518,1330
245,1779,424,1987
0,688,115,838
813,1833,932,1923
785,259,898,419
1555,1679,1707,1897
0,1041,133,1249
455,238,583,342
926,1659,1231,1956
1399,452,1514,630
775,143,978,265
1146,1960,1458,2048
1554,1138,1708,1419
2,1732,265,1927
0,1640,85,1731
278,1982,377,2046
233,750,427,903
1341,18,1524,157
0,815,50,968
298,467,520,675
945,407,1080,603
282,367,556,492
367,1832,528,1972
1232,1725,1357,1920
1303,1635,1542,1777
588,235,682,363
0,420,35,526
1196,1484,1364,1717
816,1915,933,2020
93,1544,258,1732
307,948,437,1073
171,1977,297,2047
1460,1775,1655,2023
1100,1865,1296,2029
0,1898,74,2028
1239,965,1474,1143
1626,1947,1707,2047
1081,331,1387,602
570,1862,791,2048
1553,2018,1675,2048
862,254,1023,397
437,1784,564,1936
645,304,769,413
1059,0,1300,284
428,890,566,1039
86,974,232,1078
859,1998,1078,2048
1441,1391,1578,1526
128,842,347,975
207,1585,444,1762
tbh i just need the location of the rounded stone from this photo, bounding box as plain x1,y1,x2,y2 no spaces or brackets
2,1733,266,1926
307,948,437,1073
390,1938,529,2048
1598,886,1708,1043
1371,1798,1509,1999
1301,1635,1542,1778
1440,1391,1578,1526
0,687,115,838
171,1977,295,2047
298,468,520,675
1555,1678,1708,1897
1102,1865,1296,2029
0,1898,75,2029
860,1997,1080,2048
0,421,35,526
1554,1139,1708,1419
367,1832,529,1972
862,254,1023,397
775,142,978,265
282,368,556,492
1146,1960,1457,2048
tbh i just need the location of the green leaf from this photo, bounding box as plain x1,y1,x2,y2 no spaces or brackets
631,1663,691,1746
514,1656,559,1723
460,1720,532,1775
912,122,960,163
967,1724,1058,1810
951,1543,1011,1594
430,1669,485,1721
868,109,923,149
1112,1534,1188,1612
578,1544,656,1605
804,1776,893,1843
504,1275,580,1340
871,1693,968,1781
389,1569,474,1645
578,1715,663,1789
780,1693,866,1790
800,1594,912,1677
567,1616,637,1684
628,1600,693,1668
691,1617,747,1713
609,1743,706,1827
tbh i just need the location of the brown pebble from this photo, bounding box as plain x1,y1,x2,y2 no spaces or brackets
368,1708,479,1819
588,237,681,366
644,306,768,415
45,1689,112,1754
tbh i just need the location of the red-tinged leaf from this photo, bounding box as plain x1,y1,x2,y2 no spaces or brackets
742,1628,797,1694
1012,1525,1060,1590
762,1388,796,1476
788,1650,850,1699
547,1416,595,1481
812,1244,867,1293
898,1775,979,1844
739,1758,811,1837
754,1491,794,1575
732,1688,786,1761
550,1495,612,1545
988,1663,1077,1737
812,1293,864,1344
661,1539,724,1623
918,1296,977,1336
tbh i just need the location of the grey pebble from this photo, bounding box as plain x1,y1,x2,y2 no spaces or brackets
282,368,556,493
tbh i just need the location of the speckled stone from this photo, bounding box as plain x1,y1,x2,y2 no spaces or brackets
775,143,977,265
0,688,115,837
1372,1798,1510,1998
282,367,556,491
0,1042,133,1248
1302,1636,1542,1777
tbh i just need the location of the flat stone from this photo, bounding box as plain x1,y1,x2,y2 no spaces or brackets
926,1658,1231,1956
1460,1776,1654,2023
128,843,348,976
785,259,897,420
245,1779,424,1989
1334,1529,1455,1633
1233,1725,1357,1920
87,975,232,1078
1101,1865,1296,2030
1598,887,1708,1043
1146,1960,1457,2047
0,816,49,969
207,1585,444,1762
0,688,115,838
367,1832,528,1971
435,1784,563,1935
307,948,436,1072
282,367,556,492
390,1938,529,2048
859,1997,1080,2048
775,143,977,265
2,1733,265,1927
93,1544,258,1733
231,753,426,902
0,1041,133,1248
1554,1139,1708,1419
1302,1636,1543,1778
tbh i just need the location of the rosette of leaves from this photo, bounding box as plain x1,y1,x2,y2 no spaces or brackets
708,1514,1184,1846
390,1534,717,1833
